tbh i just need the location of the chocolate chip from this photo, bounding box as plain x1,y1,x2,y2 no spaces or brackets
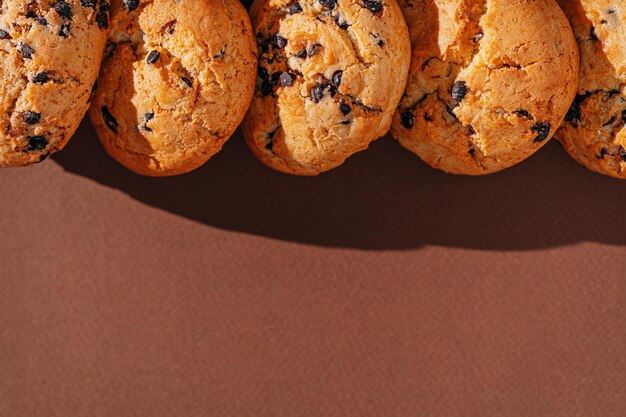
608,9,615,14
333,14,349,29
451,81,467,102
468,147,475,156
28,136,48,151
58,23,70,37
0,29,9,39
96,10,109,29
424,113,433,121
598,148,608,159
35,17,48,26
124,0,139,10
332,70,343,88
163,20,176,34
80,0,96,8
260,72,279,96
18,43,34,59
295,48,307,58
261,81,273,96
377,39,384,48
603,115,616,126
146,50,160,64
53,0,73,19
308,43,321,57
279,72,296,87
32,72,48,84
288,1,302,14
272,34,287,49
590,27,599,41
181,77,193,87
565,93,588,123
362,0,383,13
23,111,41,124
213,49,226,59
514,109,531,119
620,147,626,162
318,0,336,9
101,106,118,133
401,112,414,129
340,103,351,115
38,153,49,162
259,41,270,55
329,85,338,98
144,112,154,121
532,122,551,143
311,84,325,103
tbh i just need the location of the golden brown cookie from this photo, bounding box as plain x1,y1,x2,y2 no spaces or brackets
391,0,579,175
555,1,626,179
242,0,411,176
89,0,257,176
0,0,108,167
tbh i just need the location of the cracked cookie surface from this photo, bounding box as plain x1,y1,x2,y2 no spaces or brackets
391,0,579,175
0,0,108,167
89,0,257,176
555,0,626,179
243,0,411,176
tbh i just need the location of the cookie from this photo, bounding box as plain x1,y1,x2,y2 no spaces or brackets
391,0,579,175
555,1,626,179
0,0,108,167
89,0,257,176
242,0,411,176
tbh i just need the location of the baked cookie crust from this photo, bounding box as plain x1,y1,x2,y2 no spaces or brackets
0,0,108,166
392,0,579,175
243,0,411,176
555,0,626,179
89,0,257,176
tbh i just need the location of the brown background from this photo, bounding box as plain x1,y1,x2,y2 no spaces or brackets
0,120,625,416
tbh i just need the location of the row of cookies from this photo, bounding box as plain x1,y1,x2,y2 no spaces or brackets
0,0,623,179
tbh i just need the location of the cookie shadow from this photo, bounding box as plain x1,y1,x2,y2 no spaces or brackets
52,119,626,251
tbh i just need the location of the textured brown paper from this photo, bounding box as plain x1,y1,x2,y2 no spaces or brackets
0,120,625,416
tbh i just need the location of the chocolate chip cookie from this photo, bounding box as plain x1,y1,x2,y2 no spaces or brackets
89,0,257,176
242,0,411,176
555,1,626,179
0,0,108,167
391,0,579,175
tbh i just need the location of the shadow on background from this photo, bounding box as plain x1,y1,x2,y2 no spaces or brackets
53,120,626,251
